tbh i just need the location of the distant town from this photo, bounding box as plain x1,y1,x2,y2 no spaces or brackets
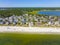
0,8,60,27
0,14,60,27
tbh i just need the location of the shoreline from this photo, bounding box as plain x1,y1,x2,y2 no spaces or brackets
0,26,60,34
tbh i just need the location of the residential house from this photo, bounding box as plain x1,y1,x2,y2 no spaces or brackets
29,22,33,27
54,21,60,26
9,16,13,24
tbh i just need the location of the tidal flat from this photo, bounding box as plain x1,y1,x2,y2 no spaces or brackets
0,33,60,45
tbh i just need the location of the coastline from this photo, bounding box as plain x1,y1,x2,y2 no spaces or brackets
0,26,60,34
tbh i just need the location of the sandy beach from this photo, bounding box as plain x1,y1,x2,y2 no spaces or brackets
0,26,60,34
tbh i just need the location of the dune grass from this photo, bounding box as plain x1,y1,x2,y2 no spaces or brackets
0,33,60,45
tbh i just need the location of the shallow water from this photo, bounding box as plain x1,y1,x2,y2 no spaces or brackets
38,11,60,16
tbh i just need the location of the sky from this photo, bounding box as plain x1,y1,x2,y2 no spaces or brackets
0,0,60,7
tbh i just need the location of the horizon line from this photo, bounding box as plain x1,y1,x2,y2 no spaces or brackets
0,7,60,8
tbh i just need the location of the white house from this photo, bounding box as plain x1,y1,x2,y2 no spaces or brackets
55,21,60,26
48,21,52,25
25,14,28,16
9,16,13,23
29,22,33,27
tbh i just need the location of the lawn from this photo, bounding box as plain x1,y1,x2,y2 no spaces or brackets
0,33,60,45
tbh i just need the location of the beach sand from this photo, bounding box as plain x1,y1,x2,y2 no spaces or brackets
0,26,60,34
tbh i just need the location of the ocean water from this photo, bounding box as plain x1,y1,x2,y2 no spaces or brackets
38,11,60,16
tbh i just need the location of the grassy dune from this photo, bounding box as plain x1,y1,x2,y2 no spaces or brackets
0,33,60,45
